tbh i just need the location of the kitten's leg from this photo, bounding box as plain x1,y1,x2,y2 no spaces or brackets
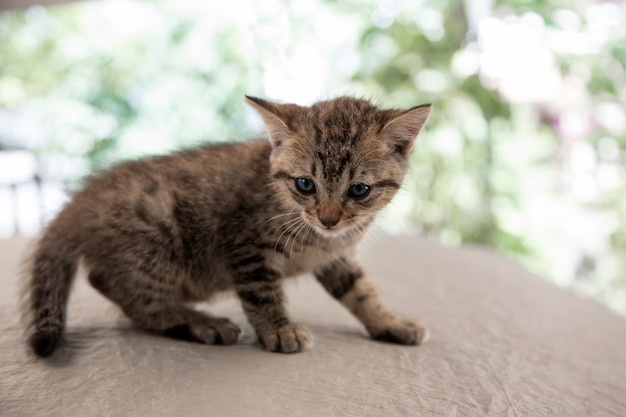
315,257,428,345
231,264,311,353
88,270,241,345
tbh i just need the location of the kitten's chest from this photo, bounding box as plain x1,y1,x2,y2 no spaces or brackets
267,242,346,277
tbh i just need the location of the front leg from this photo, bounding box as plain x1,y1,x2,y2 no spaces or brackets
315,256,428,345
233,263,312,353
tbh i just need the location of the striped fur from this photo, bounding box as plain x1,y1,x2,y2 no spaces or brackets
24,96,431,357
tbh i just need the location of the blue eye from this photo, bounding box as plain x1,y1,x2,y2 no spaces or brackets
295,177,316,194
348,183,370,199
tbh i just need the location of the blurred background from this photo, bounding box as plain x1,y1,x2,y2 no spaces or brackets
0,0,624,315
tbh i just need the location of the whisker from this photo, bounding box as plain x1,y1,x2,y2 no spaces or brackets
273,217,303,253
289,222,307,261
264,209,297,226
283,222,302,258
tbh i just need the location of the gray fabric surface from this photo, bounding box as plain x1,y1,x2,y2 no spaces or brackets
1,234,625,416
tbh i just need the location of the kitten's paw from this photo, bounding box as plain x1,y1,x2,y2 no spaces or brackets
259,323,313,353
192,318,242,345
371,319,429,346
165,318,241,345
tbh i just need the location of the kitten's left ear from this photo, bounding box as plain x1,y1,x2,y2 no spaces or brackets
245,96,302,149
381,104,432,157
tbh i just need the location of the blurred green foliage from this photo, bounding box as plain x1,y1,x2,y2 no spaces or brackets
0,2,261,170
0,0,625,314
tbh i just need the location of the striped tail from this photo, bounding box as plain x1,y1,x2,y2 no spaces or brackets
27,230,79,357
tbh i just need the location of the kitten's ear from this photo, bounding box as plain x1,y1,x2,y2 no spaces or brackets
245,96,299,149
381,104,432,157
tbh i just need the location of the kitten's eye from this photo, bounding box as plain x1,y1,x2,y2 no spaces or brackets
348,183,370,199
295,177,316,195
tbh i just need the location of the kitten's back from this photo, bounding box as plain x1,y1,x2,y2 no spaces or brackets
25,139,272,356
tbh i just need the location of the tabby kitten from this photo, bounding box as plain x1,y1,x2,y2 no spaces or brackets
25,96,431,357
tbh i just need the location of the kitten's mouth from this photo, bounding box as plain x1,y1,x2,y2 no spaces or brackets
301,212,366,239
313,225,346,238
310,219,354,239
311,214,375,240
300,214,343,238
319,224,341,235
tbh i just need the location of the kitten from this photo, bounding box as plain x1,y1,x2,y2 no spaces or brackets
25,96,432,357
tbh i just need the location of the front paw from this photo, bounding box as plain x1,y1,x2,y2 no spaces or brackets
370,319,429,345
258,323,313,353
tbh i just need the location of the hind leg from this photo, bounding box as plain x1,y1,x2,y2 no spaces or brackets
134,308,241,345
88,269,240,345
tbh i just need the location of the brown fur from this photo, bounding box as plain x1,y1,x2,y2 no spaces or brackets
24,96,431,357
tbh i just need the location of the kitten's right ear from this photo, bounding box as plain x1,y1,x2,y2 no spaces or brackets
245,96,296,149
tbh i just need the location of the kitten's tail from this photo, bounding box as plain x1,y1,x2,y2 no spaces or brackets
25,218,81,358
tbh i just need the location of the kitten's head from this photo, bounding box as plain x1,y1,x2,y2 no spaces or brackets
247,96,431,239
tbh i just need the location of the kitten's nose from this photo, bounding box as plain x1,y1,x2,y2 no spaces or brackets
319,217,339,228
317,201,341,228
